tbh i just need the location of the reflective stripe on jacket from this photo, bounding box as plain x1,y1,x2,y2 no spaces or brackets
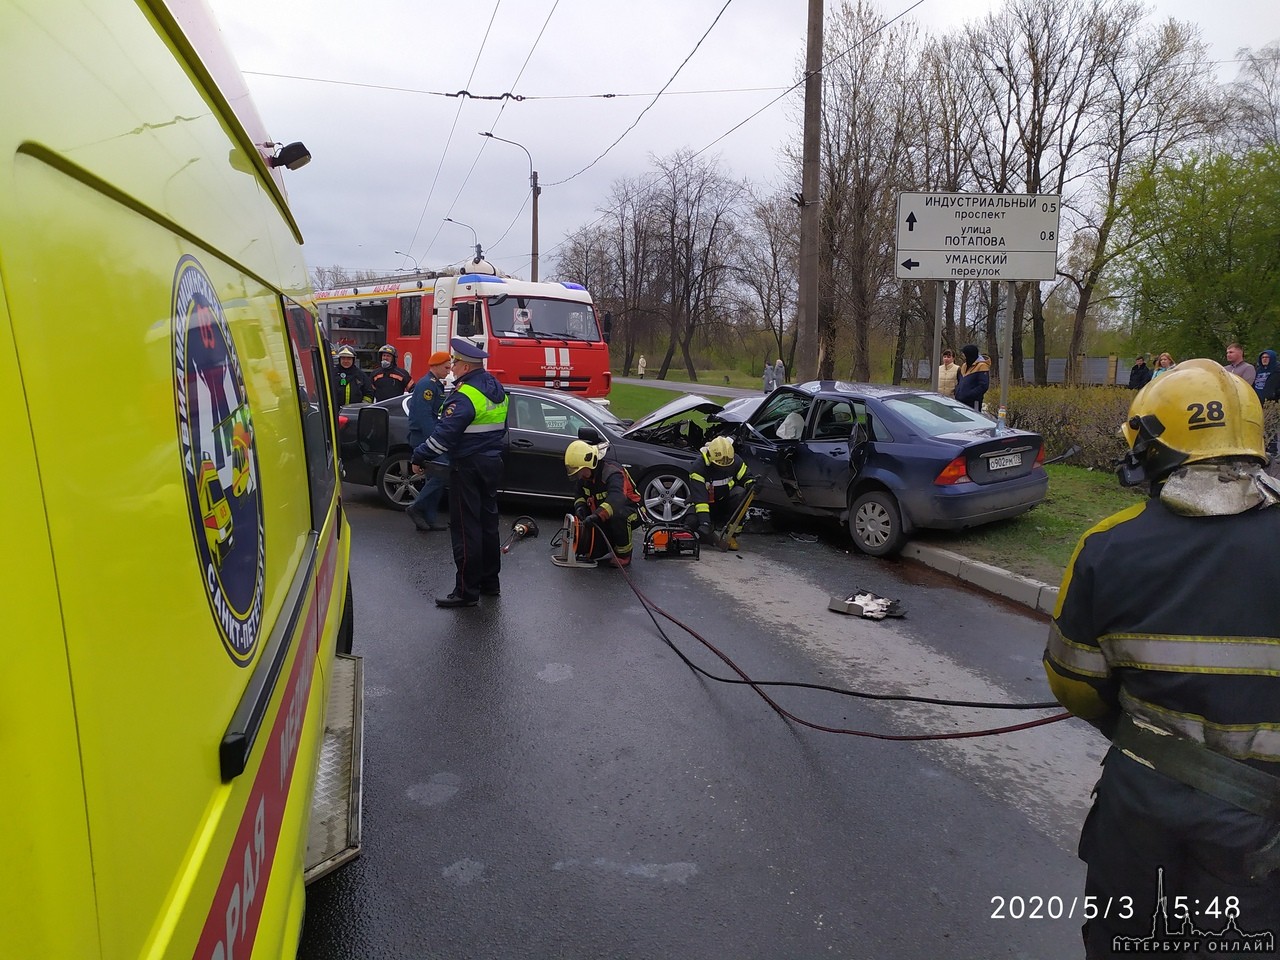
422,369,508,460
1044,496,1280,770
689,452,749,516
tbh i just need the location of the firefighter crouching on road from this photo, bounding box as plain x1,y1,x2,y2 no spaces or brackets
330,345,373,405
370,343,414,401
411,338,507,608
565,440,638,567
689,436,755,549
1044,359,1280,957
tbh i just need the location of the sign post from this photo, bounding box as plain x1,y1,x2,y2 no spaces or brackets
896,193,1061,426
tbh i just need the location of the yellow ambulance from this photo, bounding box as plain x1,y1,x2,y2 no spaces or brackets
1,0,377,956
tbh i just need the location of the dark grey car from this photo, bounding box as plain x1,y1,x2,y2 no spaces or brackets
337,386,723,522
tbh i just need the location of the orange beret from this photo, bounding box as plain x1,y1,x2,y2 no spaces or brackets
427,350,452,366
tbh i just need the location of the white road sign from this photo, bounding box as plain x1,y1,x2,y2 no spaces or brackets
895,193,1061,281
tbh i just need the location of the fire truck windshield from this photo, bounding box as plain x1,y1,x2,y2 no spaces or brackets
487,296,601,342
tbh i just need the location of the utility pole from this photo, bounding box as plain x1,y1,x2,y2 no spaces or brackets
530,168,540,282
795,0,823,382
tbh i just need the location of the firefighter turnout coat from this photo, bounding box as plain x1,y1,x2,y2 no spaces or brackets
1044,491,1280,952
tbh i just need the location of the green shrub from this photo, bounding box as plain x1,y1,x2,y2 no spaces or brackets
1004,385,1133,471
1004,383,1280,471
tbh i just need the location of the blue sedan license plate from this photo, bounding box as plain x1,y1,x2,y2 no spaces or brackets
989,452,1022,471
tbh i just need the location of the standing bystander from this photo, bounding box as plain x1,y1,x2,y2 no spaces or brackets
1224,342,1256,384
937,349,959,397
954,345,990,412
1253,349,1279,404
774,357,786,388
637,354,647,380
763,360,776,394
1127,354,1152,390
411,338,508,608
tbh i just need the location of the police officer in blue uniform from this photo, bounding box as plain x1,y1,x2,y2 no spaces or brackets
411,338,508,607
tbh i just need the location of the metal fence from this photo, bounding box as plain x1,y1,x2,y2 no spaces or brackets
907,356,1123,385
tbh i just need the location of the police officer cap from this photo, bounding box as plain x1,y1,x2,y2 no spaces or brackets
450,337,488,362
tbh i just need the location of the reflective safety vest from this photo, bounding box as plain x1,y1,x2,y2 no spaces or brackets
457,383,508,433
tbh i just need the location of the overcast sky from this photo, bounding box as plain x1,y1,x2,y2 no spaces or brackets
204,0,1280,281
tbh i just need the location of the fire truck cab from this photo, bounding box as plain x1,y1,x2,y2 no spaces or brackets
2,0,373,956
315,258,612,398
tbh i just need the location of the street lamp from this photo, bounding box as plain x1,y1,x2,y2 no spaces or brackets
443,218,483,263
480,131,539,281
394,250,420,273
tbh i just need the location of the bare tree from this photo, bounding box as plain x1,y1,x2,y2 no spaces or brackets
732,187,799,369
819,0,920,380
1059,13,1218,379
649,150,742,382
1231,43,1280,150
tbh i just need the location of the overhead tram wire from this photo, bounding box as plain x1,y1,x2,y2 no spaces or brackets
536,0,929,268
545,0,738,188
401,0,505,264
438,0,562,273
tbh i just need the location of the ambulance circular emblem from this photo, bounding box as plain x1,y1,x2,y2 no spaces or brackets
172,256,265,666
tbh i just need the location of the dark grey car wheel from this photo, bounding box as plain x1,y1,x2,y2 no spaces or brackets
849,490,905,557
640,469,693,523
376,453,424,509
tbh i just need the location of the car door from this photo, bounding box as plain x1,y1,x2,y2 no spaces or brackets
790,396,862,510
734,389,813,508
504,393,596,497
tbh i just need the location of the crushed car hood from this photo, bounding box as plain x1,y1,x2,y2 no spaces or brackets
621,393,725,436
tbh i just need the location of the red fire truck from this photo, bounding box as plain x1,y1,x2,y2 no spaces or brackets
313,259,612,398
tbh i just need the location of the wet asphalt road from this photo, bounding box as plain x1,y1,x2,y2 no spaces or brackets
299,490,1106,959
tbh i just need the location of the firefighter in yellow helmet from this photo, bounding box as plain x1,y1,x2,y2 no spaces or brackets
688,435,754,548
565,439,639,567
1044,359,1280,956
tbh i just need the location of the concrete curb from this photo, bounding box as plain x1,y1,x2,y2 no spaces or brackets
901,542,1060,616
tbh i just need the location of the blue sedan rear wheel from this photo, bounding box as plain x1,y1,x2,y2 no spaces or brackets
849,490,905,557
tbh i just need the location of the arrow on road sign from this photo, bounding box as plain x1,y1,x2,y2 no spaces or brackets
901,258,919,270
906,212,916,232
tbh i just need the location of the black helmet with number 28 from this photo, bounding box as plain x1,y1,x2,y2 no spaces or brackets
1118,358,1266,486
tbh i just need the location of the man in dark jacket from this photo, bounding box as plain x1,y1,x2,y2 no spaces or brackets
1253,349,1279,404
404,349,453,532
411,338,507,607
1045,359,1280,958
1127,354,1152,390
954,344,990,411
370,344,413,401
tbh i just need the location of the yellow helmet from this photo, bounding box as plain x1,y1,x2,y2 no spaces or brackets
703,435,735,467
335,345,356,359
1118,358,1265,485
564,440,600,475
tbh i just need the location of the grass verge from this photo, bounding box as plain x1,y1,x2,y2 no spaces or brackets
913,464,1144,587
608,386,1142,587
606,383,730,421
